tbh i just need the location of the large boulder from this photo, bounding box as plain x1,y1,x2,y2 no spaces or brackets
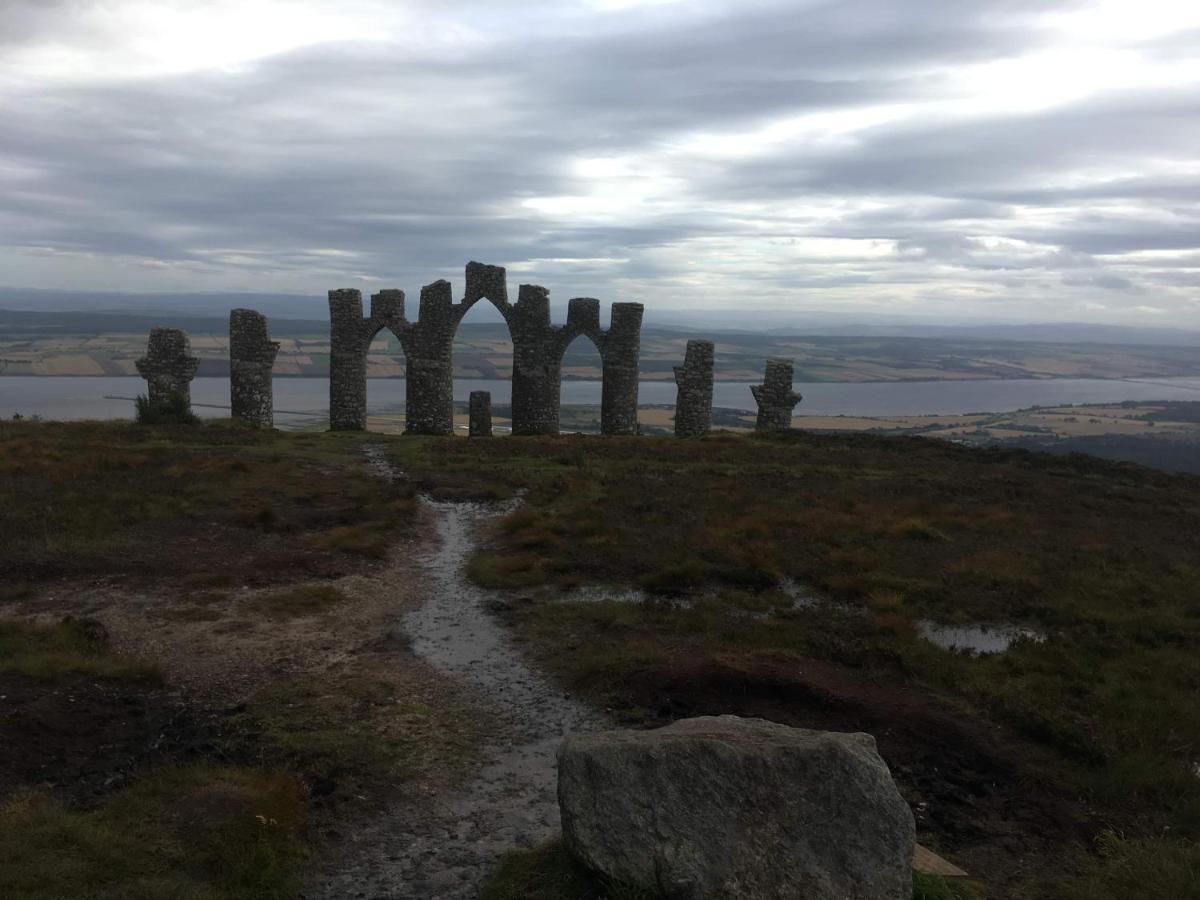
557,715,914,900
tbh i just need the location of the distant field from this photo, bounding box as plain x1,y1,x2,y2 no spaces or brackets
7,313,1200,383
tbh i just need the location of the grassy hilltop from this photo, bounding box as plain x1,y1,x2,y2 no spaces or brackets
1,420,1199,899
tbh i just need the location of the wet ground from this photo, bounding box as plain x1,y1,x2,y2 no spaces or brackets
304,451,604,899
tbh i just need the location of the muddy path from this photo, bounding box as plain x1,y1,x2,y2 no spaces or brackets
304,449,605,899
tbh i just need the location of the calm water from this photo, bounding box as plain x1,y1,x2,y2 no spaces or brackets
3,375,1200,428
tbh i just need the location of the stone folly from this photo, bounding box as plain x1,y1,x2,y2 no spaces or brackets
135,328,199,407
229,309,279,427
673,339,714,437
469,390,492,437
328,262,644,436
752,358,802,431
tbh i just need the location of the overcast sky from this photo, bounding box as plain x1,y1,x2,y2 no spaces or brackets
1,0,1198,324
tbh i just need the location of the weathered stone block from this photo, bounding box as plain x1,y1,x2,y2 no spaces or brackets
370,288,405,322
465,260,508,307
567,297,601,333
558,716,915,900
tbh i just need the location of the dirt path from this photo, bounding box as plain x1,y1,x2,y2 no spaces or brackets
303,450,605,899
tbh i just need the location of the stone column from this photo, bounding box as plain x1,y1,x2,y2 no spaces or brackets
229,309,279,427
673,339,714,437
329,289,367,431
469,391,492,437
404,280,456,436
510,284,562,436
600,302,643,435
135,327,199,407
751,358,802,431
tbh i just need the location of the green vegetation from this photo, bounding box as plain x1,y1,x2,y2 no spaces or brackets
482,840,979,900
134,392,199,425
912,872,983,900
235,665,478,791
388,431,1200,896
247,584,348,618
0,766,306,900
0,420,416,579
0,618,160,682
481,841,656,900
1057,831,1200,900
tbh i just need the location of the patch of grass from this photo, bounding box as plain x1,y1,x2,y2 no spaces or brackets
913,872,983,899
0,618,160,682
890,517,951,542
467,552,549,589
134,392,199,426
1057,831,1200,899
248,584,347,618
0,421,415,581
306,524,391,558
482,840,656,900
235,664,478,791
0,765,305,900
640,559,709,595
484,840,980,900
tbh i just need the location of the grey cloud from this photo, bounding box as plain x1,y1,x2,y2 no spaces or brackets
0,0,1197,323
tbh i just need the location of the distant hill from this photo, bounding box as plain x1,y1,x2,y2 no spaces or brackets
5,287,1200,348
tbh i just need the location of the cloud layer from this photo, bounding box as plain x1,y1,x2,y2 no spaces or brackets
1,0,1198,323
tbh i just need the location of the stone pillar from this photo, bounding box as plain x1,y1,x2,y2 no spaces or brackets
469,391,492,437
229,309,279,427
600,302,643,435
329,289,367,431
135,327,199,407
751,358,802,431
404,280,456,436
510,284,561,436
673,339,714,437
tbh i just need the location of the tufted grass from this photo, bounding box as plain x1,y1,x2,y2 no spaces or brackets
0,617,160,683
483,840,981,900
0,420,416,581
0,765,306,900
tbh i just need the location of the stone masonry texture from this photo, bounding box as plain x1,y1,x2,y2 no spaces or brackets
751,358,802,431
135,327,199,408
327,262,644,436
229,309,280,427
469,390,492,437
673,339,715,437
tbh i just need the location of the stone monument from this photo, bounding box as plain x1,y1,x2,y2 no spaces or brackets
673,339,714,437
751,358,801,431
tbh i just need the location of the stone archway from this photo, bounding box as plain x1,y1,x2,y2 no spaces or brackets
328,262,643,436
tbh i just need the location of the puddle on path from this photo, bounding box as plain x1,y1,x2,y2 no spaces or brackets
917,622,1045,654
306,448,604,900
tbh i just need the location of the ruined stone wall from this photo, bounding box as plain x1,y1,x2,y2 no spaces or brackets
326,261,644,437
135,327,199,406
751,358,802,431
229,309,279,427
673,339,714,437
